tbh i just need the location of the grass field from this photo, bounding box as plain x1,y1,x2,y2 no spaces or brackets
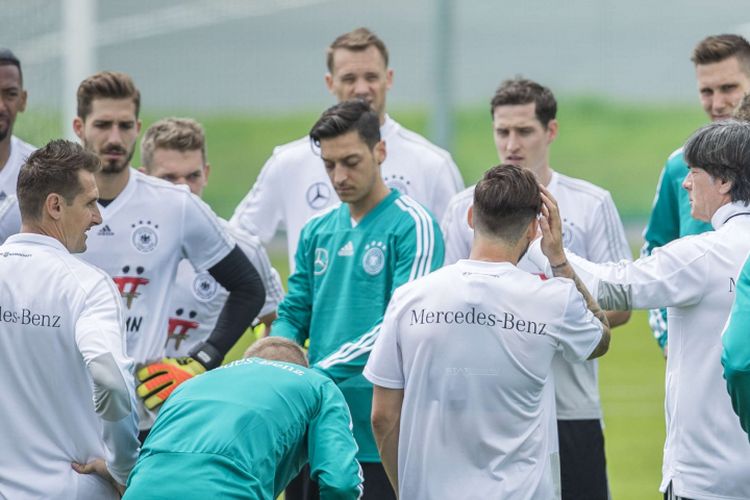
15,99,697,499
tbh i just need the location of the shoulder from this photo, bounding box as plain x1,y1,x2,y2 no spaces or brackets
664,147,687,174
446,185,475,212
11,135,36,156
269,136,315,162
554,172,613,207
61,252,120,300
300,203,342,236
387,119,454,165
132,169,193,197
393,194,439,227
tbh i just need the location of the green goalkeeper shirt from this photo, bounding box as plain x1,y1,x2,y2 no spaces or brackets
723,255,750,439
124,358,362,500
273,189,444,461
642,148,713,349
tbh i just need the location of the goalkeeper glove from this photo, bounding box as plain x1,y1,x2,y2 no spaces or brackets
136,356,206,410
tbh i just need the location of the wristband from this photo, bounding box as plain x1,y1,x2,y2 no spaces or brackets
188,342,223,370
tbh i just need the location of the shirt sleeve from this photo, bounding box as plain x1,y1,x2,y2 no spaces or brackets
75,275,139,485
182,192,235,272
585,192,632,264
314,200,445,383
271,227,313,345
550,282,605,363
363,288,405,389
234,229,285,317
308,379,364,500
429,155,464,222
0,195,21,243
440,195,472,265
722,256,750,437
229,153,284,243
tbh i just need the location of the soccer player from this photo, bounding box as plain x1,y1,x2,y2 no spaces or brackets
139,117,284,357
527,120,750,499
366,164,610,499
123,337,363,499
0,49,35,239
643,34,750,354
723,255,750,438
272,99,444,499
73,72,265,435
230,27,463,270
0,140,139,499
440,77,630,499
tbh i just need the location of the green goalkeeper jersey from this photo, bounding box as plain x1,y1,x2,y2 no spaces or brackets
642,148,713,349
124,358,362,500
723,255,750,439
273,189,444,461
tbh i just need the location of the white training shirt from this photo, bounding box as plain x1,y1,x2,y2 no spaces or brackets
230,114,464,270
441,171,631,420
80,169,234,429
0,233,139,499
165,222,284,357
364,260,603,500
0,135,35,201
527,201,750,500
0,194,20,243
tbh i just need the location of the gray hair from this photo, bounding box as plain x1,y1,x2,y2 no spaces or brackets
683,120,750,203
244,337,309,367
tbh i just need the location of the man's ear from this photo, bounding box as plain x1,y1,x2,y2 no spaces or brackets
374,140,386,165
467,205,474,230
18,89,27,113
718,177,733,196
73,117,85,141
203,163,211,184
45,193,64,221
324,73,334,94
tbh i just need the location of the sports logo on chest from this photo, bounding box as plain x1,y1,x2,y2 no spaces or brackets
112,265,149,309
192,272,219,302
561,217,577,247
362,241,387,276
306,182,332,210
130,220,159,253
382,174,412,196
314,248,329,275
167,308,199,350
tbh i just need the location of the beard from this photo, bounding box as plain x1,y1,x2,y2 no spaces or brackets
83,138,134,174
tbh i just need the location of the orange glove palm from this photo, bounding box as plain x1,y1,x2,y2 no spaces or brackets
136,357,206,410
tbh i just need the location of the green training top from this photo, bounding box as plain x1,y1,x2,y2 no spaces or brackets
124,358,362,500
273,189,444,461
723,255,750,440
642,148,713,349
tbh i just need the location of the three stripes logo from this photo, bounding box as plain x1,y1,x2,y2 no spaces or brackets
97,225,115,236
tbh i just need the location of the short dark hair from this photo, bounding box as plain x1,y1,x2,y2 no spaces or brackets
0,48,22,85
77,71,141,120
490,78,557,127
473,164,542,242
17,140,101,221
326,27,389,72
683,120,750,204
244,337,309,367
309,99,380,149
692,34,750,75
733,93,750,122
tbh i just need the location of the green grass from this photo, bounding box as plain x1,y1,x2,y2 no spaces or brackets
14,99,691,499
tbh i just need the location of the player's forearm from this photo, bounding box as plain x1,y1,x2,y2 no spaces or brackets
605,309,630,328
314,323,381,384
371,390,402,497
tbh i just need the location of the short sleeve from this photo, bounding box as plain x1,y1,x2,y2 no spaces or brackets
229,154,285,243
550,282,604,363
441,194,472,265
0,195,21,243
75,274,129,363
364,289,405,389
182,192,235,272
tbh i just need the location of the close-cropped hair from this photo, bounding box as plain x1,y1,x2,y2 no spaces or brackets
692,34,750,74
490,78,557,127
683,120,750,204
732,93,750,122
473,164,542,243
141,117,207,170
77,71,141,120
17,140,101,221
326,27,389,72
309,99,381,150
0,48,22,85
244,337,309,367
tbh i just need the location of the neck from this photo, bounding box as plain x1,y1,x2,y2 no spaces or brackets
528,163,553,186
469,235,527,265
349,182,390,222
0,135,12,171
378,113,386,126
95,168,131,201
20,220,67,250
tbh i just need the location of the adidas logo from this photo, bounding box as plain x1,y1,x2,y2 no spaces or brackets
338,241,354,257
97,225,115,236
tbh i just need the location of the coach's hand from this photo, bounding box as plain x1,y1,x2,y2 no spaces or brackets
538,183,566,267
136,357,206,410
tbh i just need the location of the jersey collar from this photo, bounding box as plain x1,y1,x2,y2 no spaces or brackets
380,115,397,140
711,201,750,230
340,189,399,229
97,167,139,218
3,232,69,253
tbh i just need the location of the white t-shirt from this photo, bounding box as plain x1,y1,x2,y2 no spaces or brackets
364,260,603,500
80,169,234,428
165,222,284,357
0,194,20,243
441,171,631,419
0,233,139,499
230,115,464,269
527,201,750,500
0,135,35,201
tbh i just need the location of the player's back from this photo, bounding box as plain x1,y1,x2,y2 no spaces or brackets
381,260,602,500
0,234,123,499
